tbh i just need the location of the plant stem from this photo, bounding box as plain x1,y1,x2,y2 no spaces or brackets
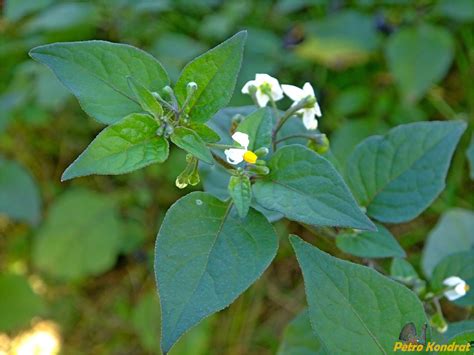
211,151,236,171
207,143,236,150
272,97,311,149
274,133,322,145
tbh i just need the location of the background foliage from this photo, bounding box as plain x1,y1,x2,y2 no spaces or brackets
0,0,473,354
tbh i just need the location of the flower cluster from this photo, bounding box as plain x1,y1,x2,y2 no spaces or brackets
241,73,322,130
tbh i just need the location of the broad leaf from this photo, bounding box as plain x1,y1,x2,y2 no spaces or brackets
253,145,375,230
278,310,328,355
386,24,454,102
170,127,213,164
62,113,169,181
440,331,474,352
347,121,466,223
430,251,474,306
236,107,273,151
421,208,474,277
336,224,406,258
433,320,474,344
390,258,419,282
188,123,220,143
29,41,169,124
290,235,428,353
128,76,163,118
0,157,41,225
155,192,278,353
0,274,44,331
174,31,246,123
228,175,252,218
33,189,123,281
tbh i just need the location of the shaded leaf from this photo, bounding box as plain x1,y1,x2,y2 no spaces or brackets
347,121,466,223
0,157,41,225
422,208,474,277
236,107,273,151
253,145,375,230
228,175,252,218
155,192,277,353
33,189,123,281
290,235,428,353
336,224,405,258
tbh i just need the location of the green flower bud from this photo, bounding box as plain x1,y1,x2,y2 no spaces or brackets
430,312,447,333
255,159,266,166
248,165,270,175
308,134,330,154
254,147,269,157
175,173,189,189
304,95,317,108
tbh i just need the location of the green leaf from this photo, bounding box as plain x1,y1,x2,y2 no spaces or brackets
174,31,247,123
236,107,273,151
33,189,123,281
386,24,454,102
421,208,474,277
127,76,163,118
170,126,213,164
433,320,474,344
253,145,375,230
5,0,53,21
435,0,474,23
467,133,474,180
0,273,45,331
390,258,419,282
155,192,278,353
228,175,252,218
439,331,474,352
430,251,474,306
347,121,466,223
336,224,405,258
290,235,428,353
278,309,328,355
131,291,162,354
0,157,41,225
62,113,169,181
29,41,169,124
188,122,221,143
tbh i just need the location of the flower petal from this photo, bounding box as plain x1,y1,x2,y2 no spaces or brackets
444,289,463,301
232,132,249,149
314,101,322,117
271,84,284,101
224,148,245,164
242,80,256,94
302,82,315,97
255,90,270,107
302,109,318,130
282,84,305,102
443,276,464,287
255,73,275,85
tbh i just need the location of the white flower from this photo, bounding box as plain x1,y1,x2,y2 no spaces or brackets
242,73,284,107
224,132,257,165
443,276,469,301
282,82,322,130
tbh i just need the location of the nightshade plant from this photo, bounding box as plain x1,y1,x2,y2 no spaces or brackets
29,31,469,353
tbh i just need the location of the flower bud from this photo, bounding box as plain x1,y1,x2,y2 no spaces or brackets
164,124,174,137
186,81,198,96
255,159,266,166
248,165,270,175
308,134,330,154
254,147,269,157
430,313,447,333
247,84,257,95
175,173,189,189
303,95,317,108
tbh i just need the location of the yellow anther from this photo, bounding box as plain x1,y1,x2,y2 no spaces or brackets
243,151,258,164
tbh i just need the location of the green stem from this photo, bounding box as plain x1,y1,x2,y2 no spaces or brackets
274,133,322,145
207,143,237,150
427,91,458,119
211,151,236,171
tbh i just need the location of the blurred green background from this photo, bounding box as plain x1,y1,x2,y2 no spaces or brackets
0,0,473,354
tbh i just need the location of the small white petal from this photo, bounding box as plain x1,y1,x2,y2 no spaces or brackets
314,101,322,117
444,289,463,301
302,82,315,97
454,282,468,296
224,148,245,164
282,84,305,102
271,84,284,101
242,80,256,94
443,276,464,287
232,132,249,149
255,90,270,107
302,109,318,130
255,73,274,85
